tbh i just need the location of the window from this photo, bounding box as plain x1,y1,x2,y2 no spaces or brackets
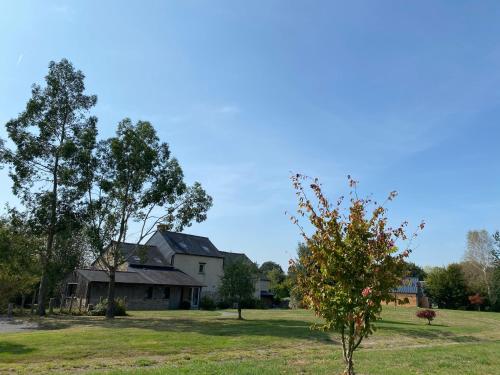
145,286,153,299
198,263,206,274
163,287,170,299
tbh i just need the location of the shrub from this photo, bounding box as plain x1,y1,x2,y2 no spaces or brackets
89,298,127,316
179,300,191,310
416,309,436,325
199,296,216,310
216,300,231,309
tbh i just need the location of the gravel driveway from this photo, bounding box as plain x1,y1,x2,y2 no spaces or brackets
0,317,39,333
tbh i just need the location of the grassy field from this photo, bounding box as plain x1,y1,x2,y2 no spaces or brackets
1,307,499,374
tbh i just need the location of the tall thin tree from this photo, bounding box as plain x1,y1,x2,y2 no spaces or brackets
465,230,497,305
3,59,97,315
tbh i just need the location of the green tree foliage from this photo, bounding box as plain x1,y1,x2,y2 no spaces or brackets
259,261,284,275
83,119,212,318
491,232,500,311
0,215,42,310
288,242,311,308
404,262,427,280
2,59,97,315
219,260,257,319
259,261,289,299
267,268,290,300
492,267,500,312
289,174,422,375
425,264,468,309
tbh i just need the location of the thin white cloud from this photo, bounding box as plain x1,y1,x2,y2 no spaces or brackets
51,3,75,20
52,4,70,14
215,105,240,115
16,54,23,65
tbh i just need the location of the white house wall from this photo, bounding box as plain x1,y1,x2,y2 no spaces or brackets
173,253,224,296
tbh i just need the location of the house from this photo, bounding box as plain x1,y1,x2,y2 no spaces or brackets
391,277,429,308
64,227,273,310
145,228,225,299
64,242,205,310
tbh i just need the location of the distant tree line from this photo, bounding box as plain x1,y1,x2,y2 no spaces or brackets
287,230,500,313
424,230,500,311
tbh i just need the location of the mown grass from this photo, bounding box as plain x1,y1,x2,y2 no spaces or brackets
1,307,499,374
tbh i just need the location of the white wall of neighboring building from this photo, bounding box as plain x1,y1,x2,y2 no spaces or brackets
254,278,271,298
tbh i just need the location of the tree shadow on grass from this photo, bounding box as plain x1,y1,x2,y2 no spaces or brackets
34,314,335,343
377,323,482,343
379,319,449,328
0,342,35,355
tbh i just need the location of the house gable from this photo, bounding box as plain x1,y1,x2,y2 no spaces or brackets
145,229,225,296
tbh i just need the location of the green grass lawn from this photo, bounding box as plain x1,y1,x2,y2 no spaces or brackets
1,307,499,374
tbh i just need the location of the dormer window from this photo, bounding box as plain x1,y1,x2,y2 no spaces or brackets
198,262,206,274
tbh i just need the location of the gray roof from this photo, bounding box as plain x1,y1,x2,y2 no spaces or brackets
219,251,253,269
77,268,204,287
118,242,171,267
159,230,223,258
393,277,419,294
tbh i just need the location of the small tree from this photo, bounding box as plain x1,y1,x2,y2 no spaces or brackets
468,293,485,311
289,175,423,375
219,260,257,319
416,309,436,325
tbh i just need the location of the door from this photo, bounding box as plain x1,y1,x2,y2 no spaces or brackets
190,287,200,308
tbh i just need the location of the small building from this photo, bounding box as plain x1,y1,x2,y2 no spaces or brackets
258,276,274,307
391,277,429,308
64,266,204,310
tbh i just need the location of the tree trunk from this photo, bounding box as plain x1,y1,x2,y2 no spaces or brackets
237,304,242,320
344,354,355,375
20,294,26,315
106,269,116,319
30,290,37,315
37,270,48,316
483,269,493,304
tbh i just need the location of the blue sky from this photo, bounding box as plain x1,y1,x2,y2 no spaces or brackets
1,1,500,271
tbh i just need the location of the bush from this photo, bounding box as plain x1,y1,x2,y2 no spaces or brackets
416,309,436,325
199,296,216,310
179,300,191,310
216,300,231,309
89,298,127,316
